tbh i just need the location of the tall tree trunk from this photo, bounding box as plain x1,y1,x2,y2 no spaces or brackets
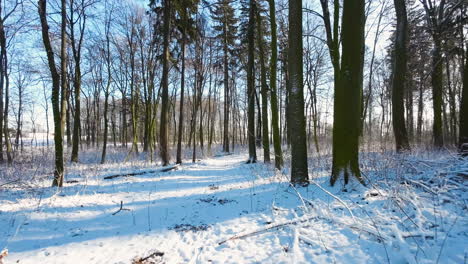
445,59,457,144
60,0,67,152
288,0,308,185
176,25,186,164
101,17,112,164
0,16,4,163
66,94,71,146
255,88,262,147
101,90,109,164
460,47,468,151
330,0,365,186
222,24,230,153
392,0,410,152
431,39,444,148
256,10,270,163
39,0,64,187
3,58,11,163
246,0,256,163
268,0,283,169
111,96,117,147
71,61,81,161
417,73,424,141
15,84,22,151
159,0,171,165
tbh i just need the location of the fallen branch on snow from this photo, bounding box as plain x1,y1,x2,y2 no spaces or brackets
0,179,20,187
218,215,316,245
112,201,130,215
310,180,357,224
104,164,179,180
132,250,164,264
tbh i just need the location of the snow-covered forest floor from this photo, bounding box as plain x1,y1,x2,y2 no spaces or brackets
0,147,467,263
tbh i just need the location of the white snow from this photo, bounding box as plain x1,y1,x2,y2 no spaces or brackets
0,150,467,263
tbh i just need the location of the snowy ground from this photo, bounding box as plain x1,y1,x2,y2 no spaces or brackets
0,149,467,263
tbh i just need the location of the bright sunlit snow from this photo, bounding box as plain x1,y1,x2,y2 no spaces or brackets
1,150,466,263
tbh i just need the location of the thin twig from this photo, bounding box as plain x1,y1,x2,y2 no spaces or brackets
112,201,130,215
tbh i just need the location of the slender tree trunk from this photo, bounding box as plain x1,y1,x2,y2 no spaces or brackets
66,94,71,146
330,0,365,186
3,59,11,163
288,0,308,185
392,0,410,152
159,0,171,165
445,59,457,144
256,11,270,163
176,26,186,164
15,85,22,151
223,27,230,153
268,0,283,169
111,96,117,147
39,0,64,187
246,0,257,163
71,63,81,162
0,18,4,163
459,47,468,150
431,39,444,148
255,88,262,148
101,89,109,164
60,0,68,151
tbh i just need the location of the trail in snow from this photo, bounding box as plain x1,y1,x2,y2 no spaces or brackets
0,152,467,264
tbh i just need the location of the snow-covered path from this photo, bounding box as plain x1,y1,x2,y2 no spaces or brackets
0,155,285,263
0,153,467,263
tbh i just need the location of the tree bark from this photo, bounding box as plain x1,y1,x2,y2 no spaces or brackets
431,39,444,148
246,0,256,163
268,0,283,169
288,0,308,185
256,9,270,163
392,0,410,152
460,46,468,150
330,0,365,186
60,0,68,152
176,23,186,164
159,0,171,165
38,0,64,187
222,22,230,153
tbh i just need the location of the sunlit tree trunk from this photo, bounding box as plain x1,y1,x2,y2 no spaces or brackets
39,0,64,187
246,0,256,163
159,0,171,165
288,0,308,185
268,0,283,169
330,0,365,186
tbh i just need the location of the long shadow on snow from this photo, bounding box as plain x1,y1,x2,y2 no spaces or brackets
2,160,289,254
0,161,257,204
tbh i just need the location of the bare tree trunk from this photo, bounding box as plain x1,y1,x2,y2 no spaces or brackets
330,0,365,186
101,13,112,164
459,46,468,150
431,39,444,148
222,29,230,153
392,0,410,152
60,0,68,152
288,0,308,185
39,0,64,187
176,24,186,164
159,0,171,165
256,10,270,163
268,0,283,169
246,0,256,163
